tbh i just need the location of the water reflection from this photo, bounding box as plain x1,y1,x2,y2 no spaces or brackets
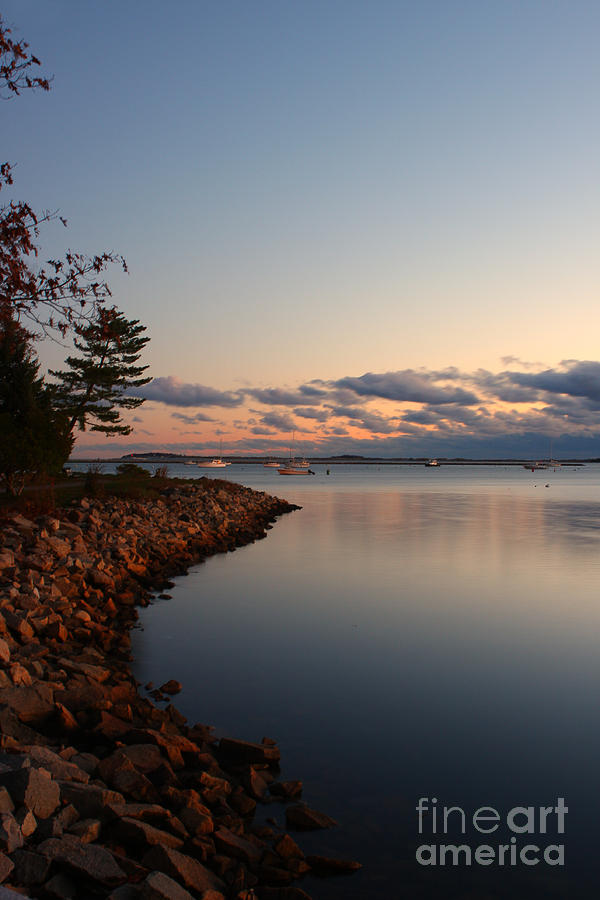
131,475,600,898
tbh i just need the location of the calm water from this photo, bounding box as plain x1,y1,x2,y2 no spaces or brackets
83,462,600,898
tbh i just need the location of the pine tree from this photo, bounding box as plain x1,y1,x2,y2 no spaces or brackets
51,307,151,436
0,318,73,495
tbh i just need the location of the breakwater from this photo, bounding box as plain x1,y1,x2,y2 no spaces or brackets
0,479,359,899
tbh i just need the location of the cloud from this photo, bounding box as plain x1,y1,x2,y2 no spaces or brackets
260,411,300,431
110,360,600,459
246,386,325,406
332,370,479,405
506,361,600,403
293,407,330,422
131,376,242,408
327,405,398,434
171,412,215,424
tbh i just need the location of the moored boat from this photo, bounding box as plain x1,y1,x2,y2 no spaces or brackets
196,458,230,468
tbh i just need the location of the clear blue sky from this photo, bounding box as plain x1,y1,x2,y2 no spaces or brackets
3,1,600,456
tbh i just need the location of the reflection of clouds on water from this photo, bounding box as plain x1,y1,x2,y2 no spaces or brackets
130,471,600,899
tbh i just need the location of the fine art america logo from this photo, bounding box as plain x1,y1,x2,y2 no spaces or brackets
416,797,567,867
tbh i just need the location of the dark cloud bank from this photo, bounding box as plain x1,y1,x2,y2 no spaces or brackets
116,362,600,457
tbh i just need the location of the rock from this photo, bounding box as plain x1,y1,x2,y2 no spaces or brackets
111,816,185,850
269,780,303,799
0,639,10,665
38,834,127,886
55,702,79,733
285,805,338,831
141,845,227,895
44,871,79,898
46,536,71,558
0,789,14,815
9,662,32,687
15,808,37,838
213,827,262,864
0,550,15,570
98,751,158,802
245,767,269,800
119,743,164,774
0,765,60,818
68,817,101,843
0,813,24,852
306,855,362,874
55,680,106,712
219,736,280,765
0,707,49,746
108,886,143,900
159,680,182,695
57,656,111,683
0,684,56,726
25,745,90,784
141,870,194,900
10,848,51,885
274,834,304,860
253,864,294,885
0,849,14,883
46,621,69,642
58,782,124,820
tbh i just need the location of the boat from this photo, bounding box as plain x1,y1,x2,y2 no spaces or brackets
196,441,231,468
425,459,440,467
523,461,548,471
183,461,196,466
263,459,281,468
278,433,313,474
278,464,313,475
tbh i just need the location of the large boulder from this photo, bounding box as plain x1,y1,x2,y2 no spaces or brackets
38,834,127,887
0,766,60,819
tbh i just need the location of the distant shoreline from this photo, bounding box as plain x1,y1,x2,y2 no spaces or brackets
68,456,593,466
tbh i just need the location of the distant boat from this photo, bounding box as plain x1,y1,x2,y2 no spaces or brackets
183,461,196,466
263,459,281,468
425,459,440,467
196,441,231,468
278,433,312,473
523,462,548,471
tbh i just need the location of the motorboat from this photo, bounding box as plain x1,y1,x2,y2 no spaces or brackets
263,459,281,467
196,441,231,468
196,458,230,468
425,459,440,467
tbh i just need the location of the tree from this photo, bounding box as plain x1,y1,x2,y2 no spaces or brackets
0,317,73,495
1,14,126,337
51,307,151,436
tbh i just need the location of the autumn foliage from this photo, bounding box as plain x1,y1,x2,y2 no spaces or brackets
0,14,126,336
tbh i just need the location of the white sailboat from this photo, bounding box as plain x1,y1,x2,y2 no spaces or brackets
278,434,313,475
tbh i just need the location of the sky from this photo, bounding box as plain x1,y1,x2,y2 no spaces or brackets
3,0,600,457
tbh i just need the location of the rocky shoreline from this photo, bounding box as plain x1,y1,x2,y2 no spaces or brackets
0,478,360,899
